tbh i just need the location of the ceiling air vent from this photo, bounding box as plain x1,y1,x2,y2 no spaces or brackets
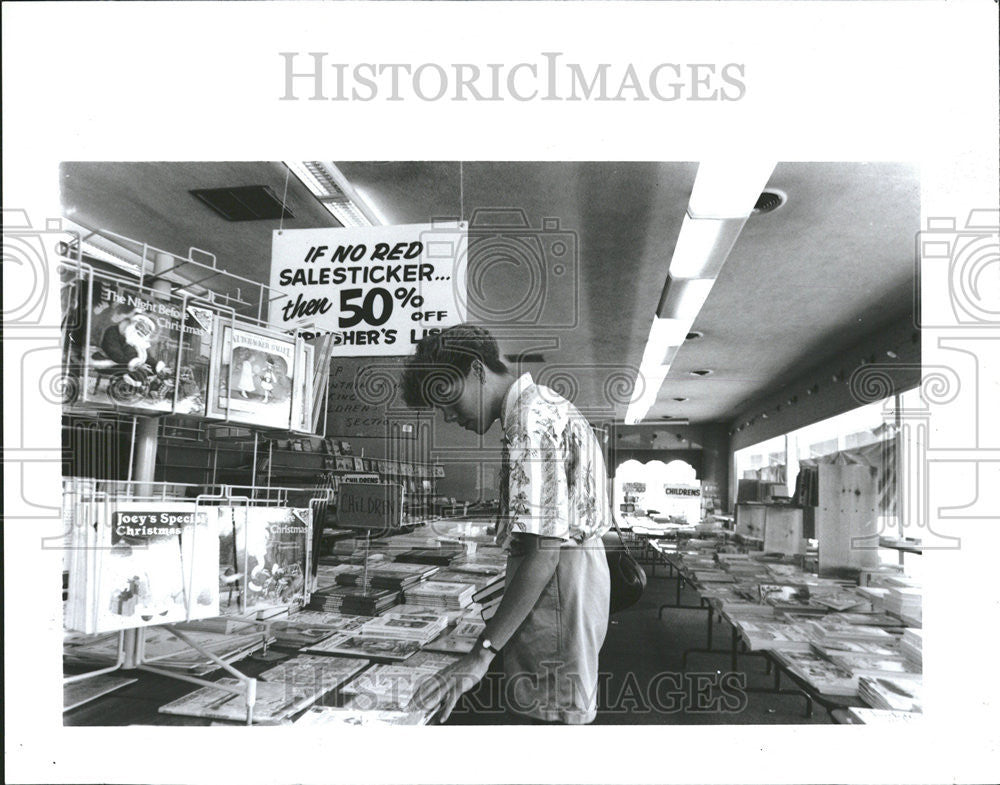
190,185,294,222
752,190,786,214
505,353,546,363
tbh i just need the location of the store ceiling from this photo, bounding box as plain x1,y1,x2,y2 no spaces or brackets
60,160,919,425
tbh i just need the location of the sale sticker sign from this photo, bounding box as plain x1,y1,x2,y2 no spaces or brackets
270,222,467,355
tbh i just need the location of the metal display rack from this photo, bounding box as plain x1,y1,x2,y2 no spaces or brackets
60,231,335,723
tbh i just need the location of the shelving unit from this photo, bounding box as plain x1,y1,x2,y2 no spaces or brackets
59,233,337,723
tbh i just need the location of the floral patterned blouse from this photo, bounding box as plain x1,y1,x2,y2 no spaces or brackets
495,373,612,548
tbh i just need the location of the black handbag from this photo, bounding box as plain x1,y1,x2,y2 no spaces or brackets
603,517,646,614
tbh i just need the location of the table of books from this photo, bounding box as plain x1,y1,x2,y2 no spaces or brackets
640,530,923,721
64,518,507,726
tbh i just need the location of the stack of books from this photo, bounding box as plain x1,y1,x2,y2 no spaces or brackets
472,575,505,603
277,610,368,632
404,580,477,610
772,650,859,697
267,624,339,649
259,654,370,691
692,570,736,584
885,588,922,625
256,606,291,622
429,569,499,590
358,611,449,646
827,652,921,679
856,586,890,612
826,611,907,628
810,638,900,659
900,628,922,666
314,563,358,589
804,620,896,645
810,591,872,613
307,586,400,616
449,560,505,577
734,621,814,652
335,562,440,591
394,547,463,567
858,675,923,713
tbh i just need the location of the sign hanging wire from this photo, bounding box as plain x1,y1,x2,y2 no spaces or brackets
279,164,292,234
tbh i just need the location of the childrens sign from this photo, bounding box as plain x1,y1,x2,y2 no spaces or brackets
337,482,403,535
270,222,468,356
661,483,702,524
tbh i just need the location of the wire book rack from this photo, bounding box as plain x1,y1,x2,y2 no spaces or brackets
62,478,333,724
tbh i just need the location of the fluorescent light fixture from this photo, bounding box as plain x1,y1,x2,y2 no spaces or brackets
688,160,777,219
656,276,716,321
283,161,383,227
355,187,391,226
625,317,692,423
625,364,670,425
667,213,746,279
638,317,689,368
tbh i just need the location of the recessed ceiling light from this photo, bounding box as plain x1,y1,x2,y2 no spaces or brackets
690,369,713,376
752,189,786,215
673,397,688,402
686,331,704,341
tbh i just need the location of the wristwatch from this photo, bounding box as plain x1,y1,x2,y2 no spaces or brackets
481,638,501,655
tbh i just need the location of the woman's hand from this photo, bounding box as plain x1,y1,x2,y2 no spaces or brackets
408,648,492,724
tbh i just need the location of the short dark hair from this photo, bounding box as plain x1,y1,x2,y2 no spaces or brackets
401,324,508,409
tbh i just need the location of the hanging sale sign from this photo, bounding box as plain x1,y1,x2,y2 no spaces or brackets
270,222,468,356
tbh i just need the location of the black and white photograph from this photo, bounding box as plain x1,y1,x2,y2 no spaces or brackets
3,2,998,785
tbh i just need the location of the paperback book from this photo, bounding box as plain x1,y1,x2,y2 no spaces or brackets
846,707,921,725
358,611,449,645
900,628,922,665
69,278,215,415
258,654,369,691
736,621,814,652
405,581,477,610
804,620,895,643
63,675,137,712
294,705,427,726
159,677,322,723
828,652,921,679
218,505,312,614
208,322,299,430
303,632,421,662
858,675,923,713
342,663,443,709
773,650,859,697
308,586,400,616
66,500,219,634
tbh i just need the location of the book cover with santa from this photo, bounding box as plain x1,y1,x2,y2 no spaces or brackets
66,277,214,415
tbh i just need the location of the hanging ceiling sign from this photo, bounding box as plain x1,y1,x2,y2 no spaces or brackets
270,222,468,356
